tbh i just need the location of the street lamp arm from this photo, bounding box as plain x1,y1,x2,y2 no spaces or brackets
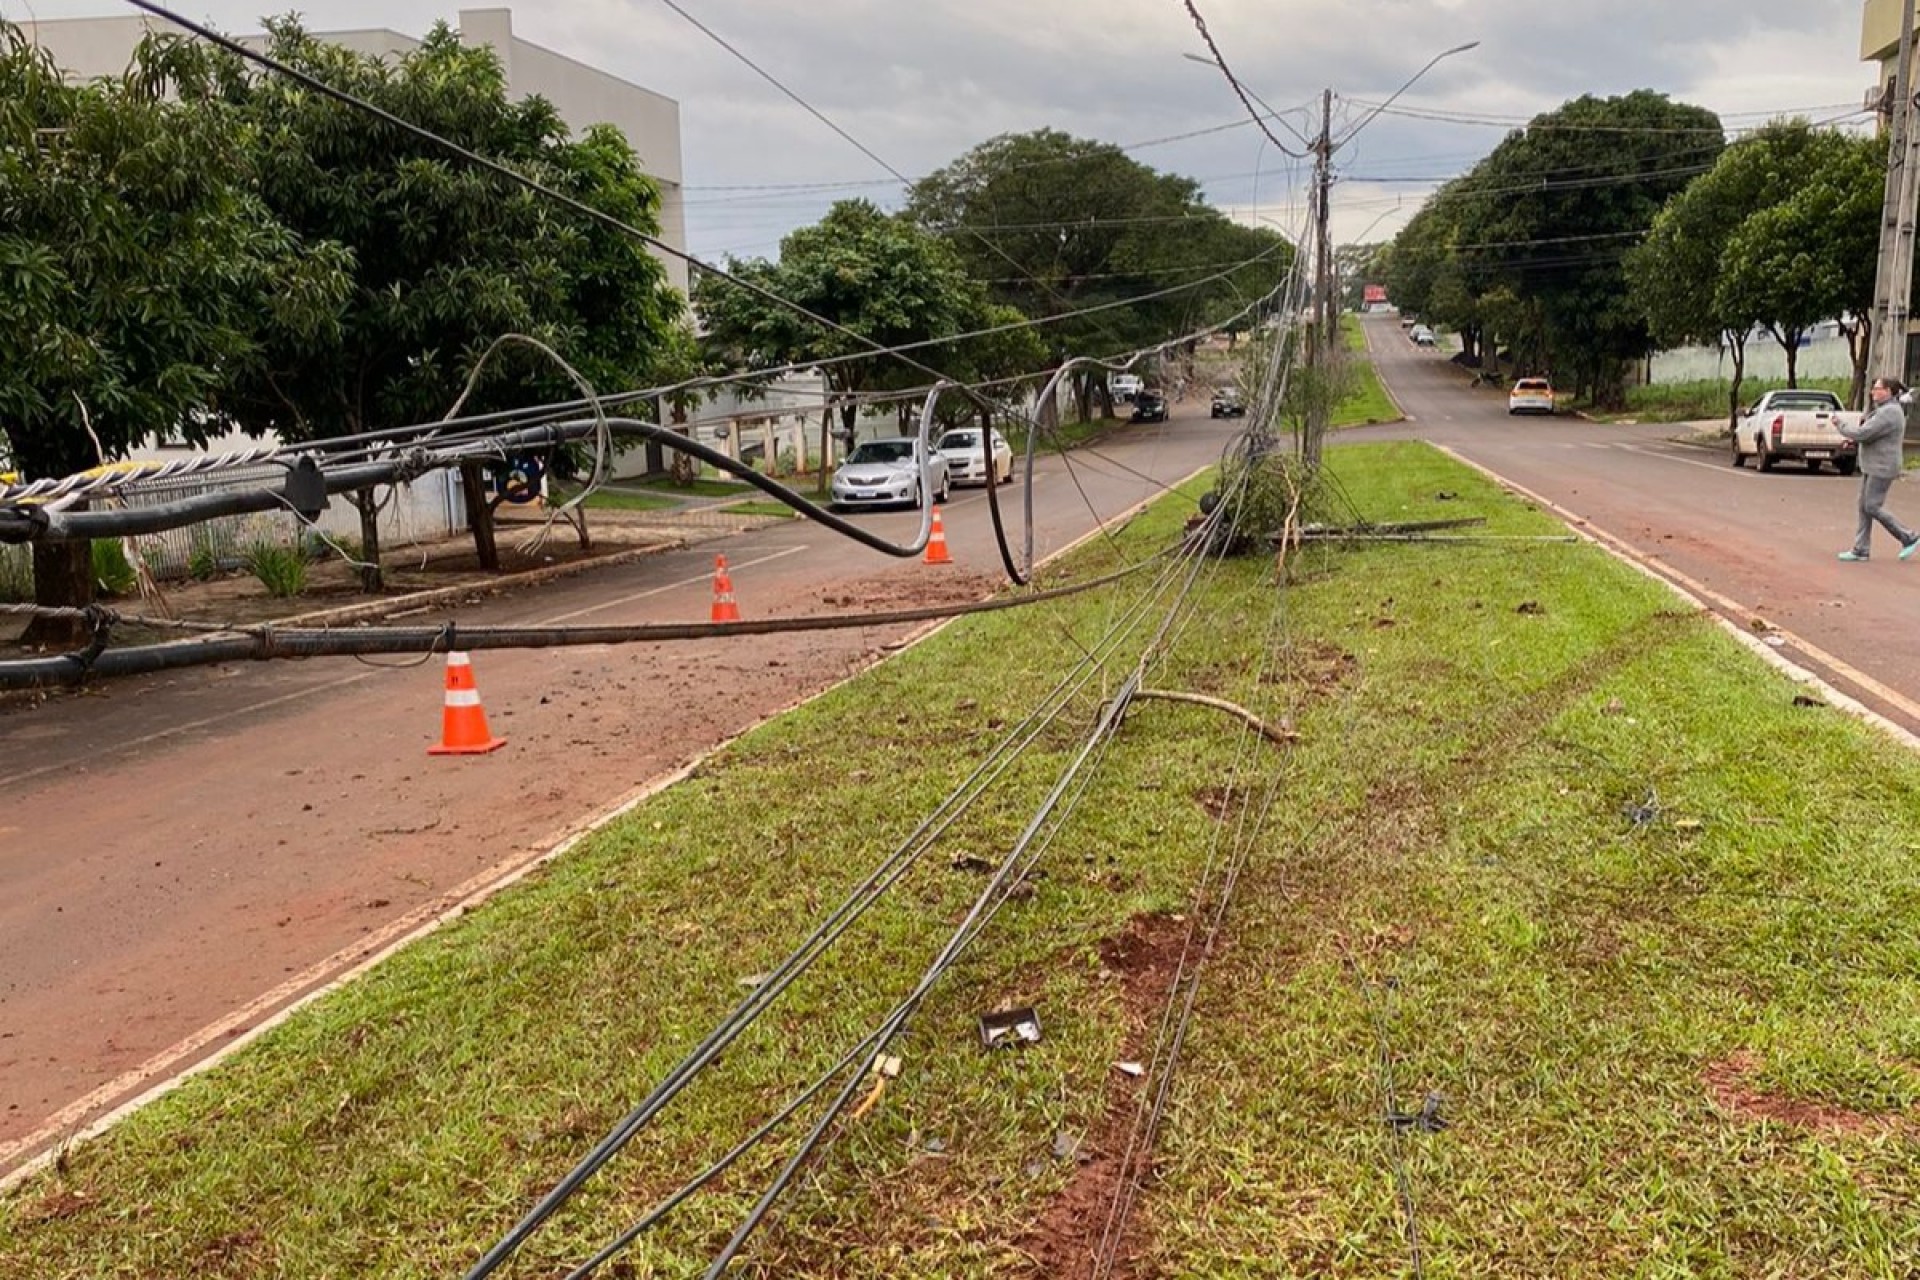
1334,41,1480,148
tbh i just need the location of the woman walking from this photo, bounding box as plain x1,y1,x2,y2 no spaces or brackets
1836,376,1919,562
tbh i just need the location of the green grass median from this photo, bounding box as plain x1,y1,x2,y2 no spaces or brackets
5,443,1918,1277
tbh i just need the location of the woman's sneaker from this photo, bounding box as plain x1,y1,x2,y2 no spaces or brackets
1901,539,1919,562
1838,550,1869,562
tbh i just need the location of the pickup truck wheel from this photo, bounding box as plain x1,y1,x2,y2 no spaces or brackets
1757,439,1777,473
1730,440,1746,467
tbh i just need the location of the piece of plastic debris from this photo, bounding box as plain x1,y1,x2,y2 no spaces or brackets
978,1006,1042,1049
1051,1132,1082,1161
736,973,769,989
1386,1092,1448,1134
1113,1061,1146,1077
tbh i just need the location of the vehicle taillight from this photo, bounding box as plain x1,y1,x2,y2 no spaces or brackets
1771,415,1784,443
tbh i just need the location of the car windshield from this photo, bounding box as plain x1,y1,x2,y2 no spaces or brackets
848,441,914,464
937,432,978,450
1215,387,1238,397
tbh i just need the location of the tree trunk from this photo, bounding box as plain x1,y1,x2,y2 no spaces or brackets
818,405,833,496
458,461,500,572
1845,318,1872,410
1784,332,1801,388
1072,372,1093,423
18,539,93,649
1726,332,1748,432
352,488,384,593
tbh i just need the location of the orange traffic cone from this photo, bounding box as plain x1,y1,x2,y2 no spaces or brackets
428,651,506,755
711,554,741,623
924,505,952,565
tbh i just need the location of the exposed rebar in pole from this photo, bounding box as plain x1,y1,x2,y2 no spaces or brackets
1872,0,1919,388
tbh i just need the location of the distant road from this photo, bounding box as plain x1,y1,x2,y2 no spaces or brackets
1356,313,1920,739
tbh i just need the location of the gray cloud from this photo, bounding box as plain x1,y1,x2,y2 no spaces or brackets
14,0,1876,253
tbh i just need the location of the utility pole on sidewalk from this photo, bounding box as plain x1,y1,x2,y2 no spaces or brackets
1871,0,1919,389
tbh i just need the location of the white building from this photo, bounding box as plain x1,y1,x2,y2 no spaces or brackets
22,8,689,566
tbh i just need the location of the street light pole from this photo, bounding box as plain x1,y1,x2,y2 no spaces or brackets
1302,42,1477,468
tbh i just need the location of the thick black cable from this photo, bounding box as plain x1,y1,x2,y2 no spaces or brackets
464,523,1208,1279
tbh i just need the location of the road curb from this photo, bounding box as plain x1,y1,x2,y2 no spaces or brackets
0,473,1203,1188
1437,445,1920,755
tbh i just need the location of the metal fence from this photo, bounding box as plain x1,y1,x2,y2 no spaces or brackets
113,464,306,581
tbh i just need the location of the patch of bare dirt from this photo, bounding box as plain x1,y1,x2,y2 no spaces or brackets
1016,913,1191,1280
1703,1052,1912,1138
814,569,1002,613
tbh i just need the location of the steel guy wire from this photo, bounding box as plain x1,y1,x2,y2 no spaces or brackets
1088,495,1305,1277
461,526,1219,1278
574,667,1137,1279
697,669,1148,1277
560,483,1243,1273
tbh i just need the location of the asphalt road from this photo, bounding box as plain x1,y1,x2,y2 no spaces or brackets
1356,314,1920,739
0,404,1240,1178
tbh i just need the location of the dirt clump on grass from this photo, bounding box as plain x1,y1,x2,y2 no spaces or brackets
1703,1052,1911,1138
1015,912,1190,1279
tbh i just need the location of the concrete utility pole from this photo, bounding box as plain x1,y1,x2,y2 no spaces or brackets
1304,88,1335,469
1871,0,1920,388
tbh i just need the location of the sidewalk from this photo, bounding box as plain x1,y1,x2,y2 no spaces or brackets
0,482,799,652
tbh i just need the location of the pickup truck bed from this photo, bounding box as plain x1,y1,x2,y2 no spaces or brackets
1731,390,1860,474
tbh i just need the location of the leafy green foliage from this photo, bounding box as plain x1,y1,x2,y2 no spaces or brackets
243,537,309,598
908,129,1293,362
1384,91,1724,402
89,540,137,597
695,199,1035,432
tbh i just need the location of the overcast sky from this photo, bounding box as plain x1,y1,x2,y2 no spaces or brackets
8,0,1881,261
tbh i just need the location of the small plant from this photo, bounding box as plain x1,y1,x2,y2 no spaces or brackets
244,540,309,598
0,544,31,603
91,539,138,597
186,533,221,581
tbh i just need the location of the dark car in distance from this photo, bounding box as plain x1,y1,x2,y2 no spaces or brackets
1131,389,1170,423
1210,386,1245,418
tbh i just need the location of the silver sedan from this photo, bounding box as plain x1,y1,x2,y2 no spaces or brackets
934,427,1014,486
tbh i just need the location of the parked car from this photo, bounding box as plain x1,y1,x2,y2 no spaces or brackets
1731,388,1860,473
1409,325,1436,347
1507,378,1556,416
1131,389,1170,423
934,427,1014,486
830,436,952,510
1210,386,1246,418
1110,373,1144,403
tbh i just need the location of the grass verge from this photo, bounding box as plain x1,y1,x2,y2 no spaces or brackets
1333,316,1402,428
6,444,1920,1278
1579,376,1855,424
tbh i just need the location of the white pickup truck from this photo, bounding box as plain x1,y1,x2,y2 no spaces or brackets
1730,388,1860,474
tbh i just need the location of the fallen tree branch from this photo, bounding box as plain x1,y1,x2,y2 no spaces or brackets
1135,688,1298,744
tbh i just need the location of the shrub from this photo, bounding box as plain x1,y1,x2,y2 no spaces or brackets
92,540,138,597
244,540,308,598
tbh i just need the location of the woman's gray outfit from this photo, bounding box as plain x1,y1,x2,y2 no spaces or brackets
1838,402,1916,556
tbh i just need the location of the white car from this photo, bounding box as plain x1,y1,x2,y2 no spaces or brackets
830,437,951,510
1110,373,1144,403
934,427,1013,486
1409,325,1436,347
1507,378,1556,415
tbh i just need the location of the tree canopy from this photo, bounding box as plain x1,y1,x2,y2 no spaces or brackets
907,129,1293,363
